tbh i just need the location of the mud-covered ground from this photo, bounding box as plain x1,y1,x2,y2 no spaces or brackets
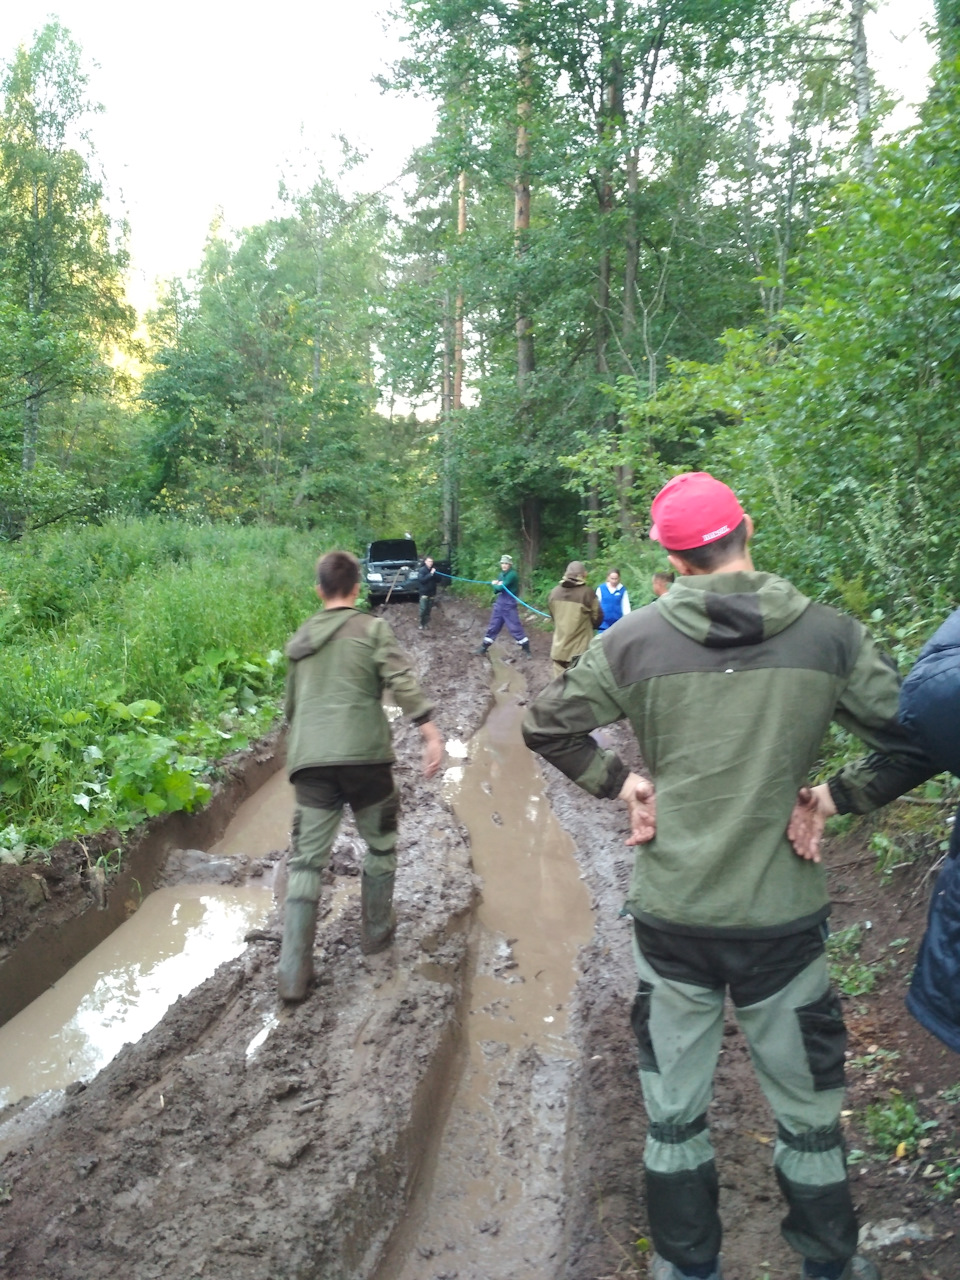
0,594,958,1279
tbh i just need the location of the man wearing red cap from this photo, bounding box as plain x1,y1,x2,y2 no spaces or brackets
523,472,933,1280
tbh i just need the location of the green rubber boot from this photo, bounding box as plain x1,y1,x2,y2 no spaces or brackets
277,898,318,1001
361,871,396,955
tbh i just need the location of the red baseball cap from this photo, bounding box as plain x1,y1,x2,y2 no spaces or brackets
649,472,745,551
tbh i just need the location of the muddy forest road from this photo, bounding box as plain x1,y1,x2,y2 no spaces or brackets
0,597,957,1280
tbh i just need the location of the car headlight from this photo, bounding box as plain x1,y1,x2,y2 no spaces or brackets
367,572,383,582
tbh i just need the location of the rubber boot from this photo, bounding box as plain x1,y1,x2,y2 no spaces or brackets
519,638,531,655
473,642,491,656
277,898,318,1001
361,871,396,955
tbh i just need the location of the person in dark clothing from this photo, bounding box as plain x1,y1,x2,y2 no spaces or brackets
418,556,438,630
522,472,934,1280
476,554,530,656
898,606,960,1052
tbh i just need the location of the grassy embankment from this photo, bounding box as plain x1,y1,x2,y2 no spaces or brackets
0,519,331,862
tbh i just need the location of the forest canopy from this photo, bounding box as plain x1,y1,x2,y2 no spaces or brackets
0,7,956,627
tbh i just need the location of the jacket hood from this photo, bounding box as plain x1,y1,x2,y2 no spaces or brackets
657,571,809,649
286,608,357,661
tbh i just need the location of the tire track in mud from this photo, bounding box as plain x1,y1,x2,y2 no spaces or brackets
375,650,593,1280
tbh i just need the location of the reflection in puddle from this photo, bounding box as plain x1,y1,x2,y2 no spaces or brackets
0,885,273,1107
442,765,465,789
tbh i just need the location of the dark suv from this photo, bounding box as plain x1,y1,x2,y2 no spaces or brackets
362,538,422,604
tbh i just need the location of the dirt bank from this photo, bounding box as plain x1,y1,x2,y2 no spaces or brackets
0,594,957,1280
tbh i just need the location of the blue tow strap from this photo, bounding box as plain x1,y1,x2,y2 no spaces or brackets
435,571,551,619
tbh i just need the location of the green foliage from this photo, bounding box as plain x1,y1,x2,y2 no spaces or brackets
596,55,960,638
0,518,332,850
826,923,883,997
0,22,134,502
143,174,391,530
932,1159,960,1198
863,1091,938,1157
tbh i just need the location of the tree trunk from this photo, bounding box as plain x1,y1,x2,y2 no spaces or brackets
454,171,467,411
520,495,540,587
849,0,875,169
586,489,599,560
441,289,458,553
22,394,40,473
515,43,535,385
23,175,41,472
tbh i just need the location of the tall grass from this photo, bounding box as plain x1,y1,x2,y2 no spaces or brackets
0,518,342,852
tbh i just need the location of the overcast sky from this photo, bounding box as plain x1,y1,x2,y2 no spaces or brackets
0,1,938,314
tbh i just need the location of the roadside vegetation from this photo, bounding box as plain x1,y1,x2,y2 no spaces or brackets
1,11,959,859
0,521,325,858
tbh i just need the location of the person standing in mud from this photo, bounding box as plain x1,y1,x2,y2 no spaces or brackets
548,560,602,677
278,550,444,1002
597,568,632,633
418,555,438,630
476,554,531,657
522,472,934,1280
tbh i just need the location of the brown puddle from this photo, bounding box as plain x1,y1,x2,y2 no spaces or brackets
383,653,594,1280
209,767,294,857
0,885,273,1111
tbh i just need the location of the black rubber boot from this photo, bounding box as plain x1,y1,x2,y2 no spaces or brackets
277,898,318,1001
361,871,396,954
519,638,531,654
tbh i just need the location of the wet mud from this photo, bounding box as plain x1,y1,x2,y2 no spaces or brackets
0,596,957,1279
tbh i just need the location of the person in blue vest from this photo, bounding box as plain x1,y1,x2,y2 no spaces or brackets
596,568,632,632
898,606,960,1053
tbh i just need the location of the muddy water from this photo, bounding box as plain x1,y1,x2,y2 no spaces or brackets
0,885,272,1109
209,767,294,856
388,655,593,1280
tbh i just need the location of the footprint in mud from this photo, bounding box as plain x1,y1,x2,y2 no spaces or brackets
490,812,503,825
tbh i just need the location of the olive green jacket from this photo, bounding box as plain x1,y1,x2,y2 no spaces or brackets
284,608,433,774
548,581,603,663
523,571,933,937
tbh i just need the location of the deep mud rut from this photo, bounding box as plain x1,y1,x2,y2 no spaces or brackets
0,595,957,1280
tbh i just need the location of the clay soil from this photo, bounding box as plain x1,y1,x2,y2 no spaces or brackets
0,596,957,1280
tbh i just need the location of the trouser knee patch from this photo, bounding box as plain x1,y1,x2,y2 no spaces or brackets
796,989,847,1091
630,980,659,1073
645,1161,721,1267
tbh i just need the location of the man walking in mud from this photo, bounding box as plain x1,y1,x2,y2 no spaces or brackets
523,472,933,1280
548,559,602,676
278,550,443,1001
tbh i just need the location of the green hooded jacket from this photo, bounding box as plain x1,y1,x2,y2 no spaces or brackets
548,579,603,662
284,608,433,774
522,571,933,937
